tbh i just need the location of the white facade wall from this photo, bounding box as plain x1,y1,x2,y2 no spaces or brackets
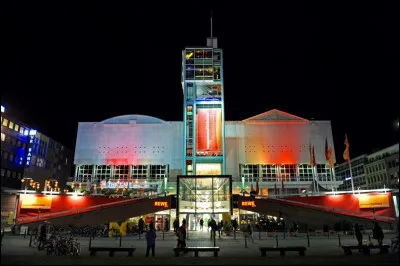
74,113,336,180
225,120,336,178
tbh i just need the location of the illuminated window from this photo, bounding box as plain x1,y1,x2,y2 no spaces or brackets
1,133,4,142
298,164,313,181
77,165,93,178
261,165,278,181
132,165,148,179
95,165,112,179
150,165,168,179
19,126,24,134
280,164,296,181
36,158,45,167
14,124,19,132
241,164,259,182
2,118,8,127
8,121,14,129
114,165,129,180
316,164,332,181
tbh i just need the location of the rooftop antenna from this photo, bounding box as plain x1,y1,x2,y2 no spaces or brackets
210,10,213,37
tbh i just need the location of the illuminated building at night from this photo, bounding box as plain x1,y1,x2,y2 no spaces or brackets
336,143,399,191
1,104,73,191
71,32,342,226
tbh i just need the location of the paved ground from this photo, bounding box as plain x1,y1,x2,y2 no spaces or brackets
1,231,398,265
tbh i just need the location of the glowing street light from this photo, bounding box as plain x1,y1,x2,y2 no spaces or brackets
21,178,33,194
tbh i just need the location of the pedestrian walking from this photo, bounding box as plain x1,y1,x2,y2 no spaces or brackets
145,221,156,257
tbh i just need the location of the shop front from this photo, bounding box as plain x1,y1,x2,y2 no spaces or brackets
176,175,232,231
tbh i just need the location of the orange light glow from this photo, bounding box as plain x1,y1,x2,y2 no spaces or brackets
241,201,256,207
154,201,169,208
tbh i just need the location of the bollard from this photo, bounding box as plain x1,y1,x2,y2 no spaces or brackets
259,230,261,240
29,233,33,247
119,235,122,247
234,229,236,240
24,229,27,239
89,236,92,248
338,234,341,247
245,235,248,248
284,231,286,239
368,234,371,242
276,234,279,247
163,230,165,240
307,232,310,247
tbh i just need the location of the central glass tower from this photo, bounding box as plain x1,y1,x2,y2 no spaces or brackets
177,31,232,231
181,36,226,175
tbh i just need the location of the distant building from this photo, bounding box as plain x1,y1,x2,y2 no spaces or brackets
335,143,399,191
1,104,73,191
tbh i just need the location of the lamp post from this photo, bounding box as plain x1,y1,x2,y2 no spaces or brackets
21,178,33,194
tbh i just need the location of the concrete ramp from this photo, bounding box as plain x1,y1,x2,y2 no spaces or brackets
238,195,396,229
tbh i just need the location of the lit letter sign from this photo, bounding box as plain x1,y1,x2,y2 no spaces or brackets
154,201,169,208
241,201,256,208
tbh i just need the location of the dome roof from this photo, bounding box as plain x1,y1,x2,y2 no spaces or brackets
102,114,165,124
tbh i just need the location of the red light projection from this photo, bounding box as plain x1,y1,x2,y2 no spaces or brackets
196,108,222,155
106,159,129,165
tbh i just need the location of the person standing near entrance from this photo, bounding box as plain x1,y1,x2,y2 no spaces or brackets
200,218,204,231
176,219,187,248
138,217,144,234
145,221,156,257
354,223,363,251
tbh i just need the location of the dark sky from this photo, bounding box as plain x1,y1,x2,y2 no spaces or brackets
1,1,398,161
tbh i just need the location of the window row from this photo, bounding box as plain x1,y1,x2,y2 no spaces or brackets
1,132,28,149
1,117,28,135
76,164,169,179
240,164,331,178
0,168,23,179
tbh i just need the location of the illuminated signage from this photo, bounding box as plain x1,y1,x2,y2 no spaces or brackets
154,201,169,208
241,201,256,207
345,176,352,181
1,105,4,113
26,147,32,166
21,196,52,209
29,129,37,136
358,194,390,209
24,129,29,136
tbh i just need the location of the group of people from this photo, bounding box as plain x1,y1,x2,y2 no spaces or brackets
145,218,188,257
354,221,384,250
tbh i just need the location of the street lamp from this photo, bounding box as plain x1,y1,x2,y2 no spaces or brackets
21,178,33,194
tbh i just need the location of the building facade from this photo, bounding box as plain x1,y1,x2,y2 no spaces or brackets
71,36,342,200
1,104,73,191
335,143,399,191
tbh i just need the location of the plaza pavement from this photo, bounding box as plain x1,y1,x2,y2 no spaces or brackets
1,230,398,265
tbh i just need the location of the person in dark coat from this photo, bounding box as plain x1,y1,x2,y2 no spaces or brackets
199,218,204,231
38,221,48,251
145,221,157,257
354,223,363,250
138,217,144,234
372,222,384,246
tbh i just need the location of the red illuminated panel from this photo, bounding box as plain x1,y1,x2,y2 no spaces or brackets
196,108,222,154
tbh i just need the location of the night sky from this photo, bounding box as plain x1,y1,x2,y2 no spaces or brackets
1,1,398,161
